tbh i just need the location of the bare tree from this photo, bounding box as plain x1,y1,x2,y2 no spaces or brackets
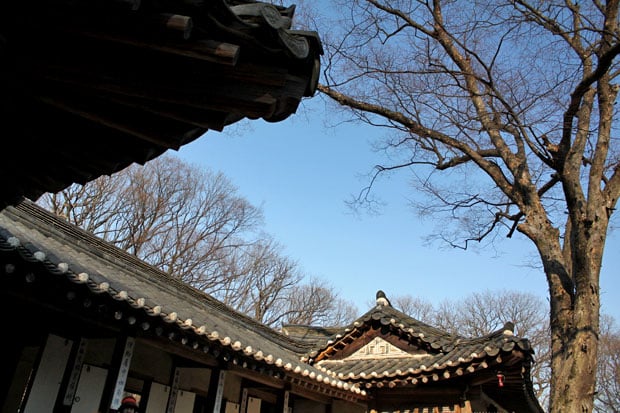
279,280,358,326
39,154,263,284
315,1,620,410
216,237,302,326
37,155,356,327
432,290,551,408
391,294,435,321
594,315,620,412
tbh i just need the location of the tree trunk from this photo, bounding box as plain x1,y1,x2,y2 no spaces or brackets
549,280,599,412
533,211,606,412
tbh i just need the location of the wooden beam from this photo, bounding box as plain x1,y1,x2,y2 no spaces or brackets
245,387,278,405
39,69,278,120
227,364,286,389
72,29,241,66
37,96,188,147
136,336,219,368
289,383,332,404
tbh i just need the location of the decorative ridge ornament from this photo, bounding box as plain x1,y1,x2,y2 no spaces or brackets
376,290,391,307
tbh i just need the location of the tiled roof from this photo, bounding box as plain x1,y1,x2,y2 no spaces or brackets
314,326,530,380
286,293,544,412
281,325,342,345
0,200,364,400
303,302,532,378
0,0,322,209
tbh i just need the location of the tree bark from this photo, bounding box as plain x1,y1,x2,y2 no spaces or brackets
521,203,606,411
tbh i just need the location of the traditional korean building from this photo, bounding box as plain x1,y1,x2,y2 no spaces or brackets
0,200,367,413
0,200,544,413
283,292,545,413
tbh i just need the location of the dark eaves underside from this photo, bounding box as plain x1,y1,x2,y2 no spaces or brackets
0,0,323,209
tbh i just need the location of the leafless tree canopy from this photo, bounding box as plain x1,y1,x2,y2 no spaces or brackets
282,280,359,326
389,294,436,321
314,1,620,410
432,290,551,408
37,154,356,328
40,155,263,283
595,315,620,412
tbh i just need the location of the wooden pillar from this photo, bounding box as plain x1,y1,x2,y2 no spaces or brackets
166,367,182,413
240,388,248,413
0,333,26,409
202,367,221,413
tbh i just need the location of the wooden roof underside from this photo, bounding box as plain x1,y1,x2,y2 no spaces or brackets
0,0,322,209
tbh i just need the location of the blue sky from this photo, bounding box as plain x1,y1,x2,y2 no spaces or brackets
176,96,620,320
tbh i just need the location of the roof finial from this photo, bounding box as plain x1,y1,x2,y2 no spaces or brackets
376,290,391,307
503,321,515,336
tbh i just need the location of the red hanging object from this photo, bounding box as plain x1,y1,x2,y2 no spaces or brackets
497,373,505,387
